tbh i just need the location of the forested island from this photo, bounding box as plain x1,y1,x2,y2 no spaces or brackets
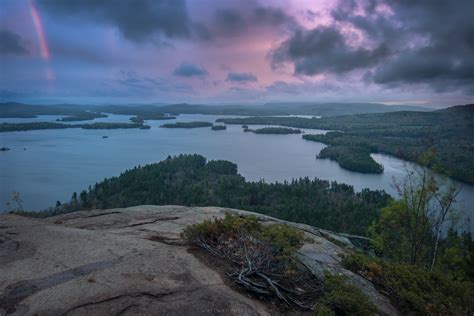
217,104,474,183
253,127,302,134
0,122,149,132
314,143,384,173
56,112,107,122
161,121,213,128
129,114,176,124
211,125,226,130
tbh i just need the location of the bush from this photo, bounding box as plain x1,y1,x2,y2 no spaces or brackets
315,273,377,316
182,214,305,259
182,215,378,313
342,253,474,315
182,214,320,309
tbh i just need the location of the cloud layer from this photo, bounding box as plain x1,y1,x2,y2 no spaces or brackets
0,0,472,105
39,0,192,42
272,0,474,93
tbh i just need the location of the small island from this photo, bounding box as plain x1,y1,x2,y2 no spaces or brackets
160,121,213,128
243,128,254,133
315,144,384,174
303,134,384,174
130,114,176,124
0,147,10,151
56,112,108,122
211,125,226,131
253,127,302,134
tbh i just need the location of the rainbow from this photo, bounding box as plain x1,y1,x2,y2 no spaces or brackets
29,0,54,88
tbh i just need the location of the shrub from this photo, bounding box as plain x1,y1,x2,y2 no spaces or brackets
315,273,377,316
182,214,305,257
342,253,474,315
183,215,378,314
182,214,319,309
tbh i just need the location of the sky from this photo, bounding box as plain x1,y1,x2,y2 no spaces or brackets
0,0,473,107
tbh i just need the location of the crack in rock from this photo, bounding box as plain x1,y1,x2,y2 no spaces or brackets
0,258,121,314
83,212,124,218
124,217,180,228
62,290,177,315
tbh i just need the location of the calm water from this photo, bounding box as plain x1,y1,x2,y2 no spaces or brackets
1,114,473,231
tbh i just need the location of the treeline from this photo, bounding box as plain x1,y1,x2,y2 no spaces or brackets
217,104,474,183
0,122,150,132
160,121,213,128
253,127,301,134
50,154,390,235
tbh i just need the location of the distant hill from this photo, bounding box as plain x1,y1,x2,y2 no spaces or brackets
262,102,430,116
0,102,88,118
156,102,429,117
0,101,431,119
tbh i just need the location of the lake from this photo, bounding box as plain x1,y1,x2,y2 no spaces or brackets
1,114,473,231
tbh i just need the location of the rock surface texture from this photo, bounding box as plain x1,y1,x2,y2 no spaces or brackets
0,205,398,315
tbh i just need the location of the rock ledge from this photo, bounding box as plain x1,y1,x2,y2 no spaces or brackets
0,205,397,315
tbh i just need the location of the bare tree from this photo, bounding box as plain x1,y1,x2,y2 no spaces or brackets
5,191,24,213
391,158,462,269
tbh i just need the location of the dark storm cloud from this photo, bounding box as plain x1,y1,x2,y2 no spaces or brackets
0,29,28,55
213,9,247,36
274,0,474,92
226,72,258,83
369,0,474,91
372,49,474,91
39,0,192,42
272,26,389,75
211,4,296,37
173,63,208,77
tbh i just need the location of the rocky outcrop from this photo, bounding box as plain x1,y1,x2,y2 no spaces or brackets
0,205,398,315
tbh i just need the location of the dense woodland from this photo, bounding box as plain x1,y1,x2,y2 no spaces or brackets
49,154,389,235
218,104,474,183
